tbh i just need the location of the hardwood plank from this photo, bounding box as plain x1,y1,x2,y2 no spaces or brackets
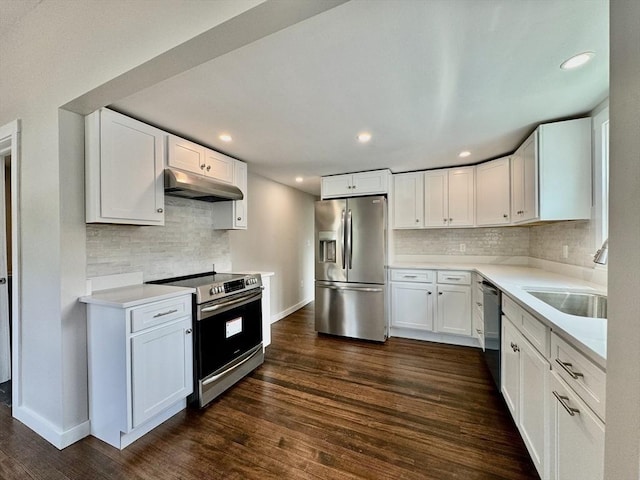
0,302,539,479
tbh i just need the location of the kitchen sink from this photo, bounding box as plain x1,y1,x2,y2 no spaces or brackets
524,289,607,319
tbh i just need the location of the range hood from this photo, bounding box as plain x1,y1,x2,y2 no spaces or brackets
164,168,243,203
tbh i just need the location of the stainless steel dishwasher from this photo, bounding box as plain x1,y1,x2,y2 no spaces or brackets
482,280,501,389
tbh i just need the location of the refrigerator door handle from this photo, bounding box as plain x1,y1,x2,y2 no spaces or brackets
347,209,353,269
341,209,346,269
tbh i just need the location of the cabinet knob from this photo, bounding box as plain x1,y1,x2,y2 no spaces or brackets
443,218,447,224
352,185,356,189
503,214,508,218
200,164,206,170
449,218,453,222
186,328,193,334
416,219,420,223
438,292,443,295
237,217,242,221
206,165,211,171
427,291,432,295
157,208,163,213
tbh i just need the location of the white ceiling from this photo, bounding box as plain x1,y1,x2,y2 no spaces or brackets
111,0,609,196
0,0,41,39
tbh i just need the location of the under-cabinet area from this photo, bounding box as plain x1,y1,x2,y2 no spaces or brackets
388,263,607,480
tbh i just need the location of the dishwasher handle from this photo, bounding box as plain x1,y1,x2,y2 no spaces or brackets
481,281,499,296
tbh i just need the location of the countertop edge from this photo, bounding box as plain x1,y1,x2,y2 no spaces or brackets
80,284,195,309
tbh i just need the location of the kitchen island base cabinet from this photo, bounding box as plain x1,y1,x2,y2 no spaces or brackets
86,293,193,450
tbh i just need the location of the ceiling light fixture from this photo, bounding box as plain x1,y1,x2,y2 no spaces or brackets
295,177,304,183
219,134,232,142
560,52,594,70
459,151,471,158
357,132,372,143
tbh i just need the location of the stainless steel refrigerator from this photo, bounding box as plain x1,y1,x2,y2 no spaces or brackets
314,195,387,342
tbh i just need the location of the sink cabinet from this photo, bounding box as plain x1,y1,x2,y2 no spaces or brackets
85,292,193,449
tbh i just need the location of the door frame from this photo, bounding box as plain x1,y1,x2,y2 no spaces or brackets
0,120,21,409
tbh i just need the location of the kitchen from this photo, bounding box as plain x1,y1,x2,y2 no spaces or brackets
0,0,638,479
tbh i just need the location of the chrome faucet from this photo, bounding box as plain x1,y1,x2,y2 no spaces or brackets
593,239,608,265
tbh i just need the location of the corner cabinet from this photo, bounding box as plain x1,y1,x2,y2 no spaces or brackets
512,118,592,224
83,291,194,450
321,169,390,199
85,108,165,225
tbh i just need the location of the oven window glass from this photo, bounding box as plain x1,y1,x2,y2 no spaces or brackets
196,297,262,377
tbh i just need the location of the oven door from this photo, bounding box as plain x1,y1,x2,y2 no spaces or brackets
195,289,263,387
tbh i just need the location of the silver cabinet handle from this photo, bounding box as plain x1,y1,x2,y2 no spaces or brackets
153,309,178,318
553,391,580,416
403,275,418,278
445,276,461,280
555,359,584,379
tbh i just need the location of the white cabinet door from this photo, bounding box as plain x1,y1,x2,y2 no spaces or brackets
424,170,448,227
476,157,511,226
131,317,193,429
211,160,248,230
321,175,353,198
549,372,604,480
352,170,388,195
204,148,234,183
167,135,206,175
391,282,434,331
521,132,538,223
502,318,521,420
511,151,525,222
519,335,549,478
436,284,471,336
447,167,475,227
86,108,165,225
393,172,424,228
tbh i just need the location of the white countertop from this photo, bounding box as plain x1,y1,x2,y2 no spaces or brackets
389,262,607,369
79,284,195,309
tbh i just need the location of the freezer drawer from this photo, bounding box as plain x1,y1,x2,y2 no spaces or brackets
315,281,387,342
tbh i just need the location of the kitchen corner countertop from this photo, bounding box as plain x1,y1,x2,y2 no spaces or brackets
79,284,195,309
389,262,607,369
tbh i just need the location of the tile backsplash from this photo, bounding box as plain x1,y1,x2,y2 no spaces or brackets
86,196,231,281
394,220,597,268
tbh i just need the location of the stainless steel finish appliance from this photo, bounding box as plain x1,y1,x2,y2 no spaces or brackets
482,280,501,388
149,272,263,407
315,195,387,342
164,167,243,202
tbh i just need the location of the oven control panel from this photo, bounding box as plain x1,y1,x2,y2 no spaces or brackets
201,274,262,303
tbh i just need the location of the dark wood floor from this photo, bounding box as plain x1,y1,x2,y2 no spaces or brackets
0,303,538,479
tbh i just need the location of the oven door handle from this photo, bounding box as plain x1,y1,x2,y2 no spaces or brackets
202,344,263,386
200,290,262,314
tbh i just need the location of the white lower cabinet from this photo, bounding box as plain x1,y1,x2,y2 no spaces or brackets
85,292,193,449
549,371,604,480
436,284,471,336
391,282,434,330
502,313,548,479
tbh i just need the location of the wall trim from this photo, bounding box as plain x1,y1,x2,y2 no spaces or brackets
13,405,90,450
271,297,313,323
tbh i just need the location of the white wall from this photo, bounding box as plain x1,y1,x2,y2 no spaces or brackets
230,173,315,319
604,1,640,478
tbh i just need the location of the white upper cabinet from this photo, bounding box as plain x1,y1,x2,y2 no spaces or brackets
167,135,235,184
476,157,511,226
212,160,247,230
393,172,424,228
321,169,390,199
512,118,592,224
85,108,165,226
424,167,475,228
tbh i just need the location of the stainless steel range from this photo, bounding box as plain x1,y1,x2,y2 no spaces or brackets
149,271,263,408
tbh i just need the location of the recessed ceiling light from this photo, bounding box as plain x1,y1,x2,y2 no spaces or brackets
295,177,304,183
459,151,471,158
219,134,232,142
560,52,594,70
357,132,372,143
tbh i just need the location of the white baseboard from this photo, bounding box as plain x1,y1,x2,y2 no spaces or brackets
271,297,313,323
13,405,90,449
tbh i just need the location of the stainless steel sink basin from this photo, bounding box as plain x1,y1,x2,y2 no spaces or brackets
524,289,607,319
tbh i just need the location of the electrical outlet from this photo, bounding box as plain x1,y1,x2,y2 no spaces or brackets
460,243,466,253
562,245,569,259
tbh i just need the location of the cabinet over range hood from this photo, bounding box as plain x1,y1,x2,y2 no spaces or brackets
164,168,243,203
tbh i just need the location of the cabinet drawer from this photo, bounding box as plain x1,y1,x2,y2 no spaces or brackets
502,295,520,324
391,269,434,283
437,271,471,285
131,295,191,333
551,333,606,421
521,310,550,358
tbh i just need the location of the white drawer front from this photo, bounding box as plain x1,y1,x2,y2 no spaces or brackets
502,294,521,324
521,310,550,358
390,269,435,283
551,333,606,421
437,271,471,285
131,295,191,333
